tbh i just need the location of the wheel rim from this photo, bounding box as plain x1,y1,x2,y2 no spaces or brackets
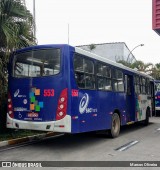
112,114,120,136
113,118,119,132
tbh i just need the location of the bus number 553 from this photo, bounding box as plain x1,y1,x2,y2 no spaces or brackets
44,89,54,97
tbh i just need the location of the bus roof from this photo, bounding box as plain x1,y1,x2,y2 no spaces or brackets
75,47,153,80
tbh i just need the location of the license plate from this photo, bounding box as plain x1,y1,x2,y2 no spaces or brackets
28,112,39,118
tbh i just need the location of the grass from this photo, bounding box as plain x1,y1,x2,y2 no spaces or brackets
0,129,45,142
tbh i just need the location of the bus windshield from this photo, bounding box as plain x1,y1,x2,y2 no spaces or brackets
13,48,60,78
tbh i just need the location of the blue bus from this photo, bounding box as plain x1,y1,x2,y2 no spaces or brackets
7,44,155,138
155,80,160,115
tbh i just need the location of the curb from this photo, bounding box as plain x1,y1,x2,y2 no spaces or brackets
0,132,60,148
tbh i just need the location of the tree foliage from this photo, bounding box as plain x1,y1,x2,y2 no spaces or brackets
0,0,36,132
0,0,36,95
89,44,96,51
117,59,160,80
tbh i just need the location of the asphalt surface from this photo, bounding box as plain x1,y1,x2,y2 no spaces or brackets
0,117,160,169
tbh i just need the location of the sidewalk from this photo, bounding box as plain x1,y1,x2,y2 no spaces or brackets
0,132,61,148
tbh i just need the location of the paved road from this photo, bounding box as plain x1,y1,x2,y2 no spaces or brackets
0,117,160,169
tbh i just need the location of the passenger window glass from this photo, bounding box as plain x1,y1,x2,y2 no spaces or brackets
103,66,111,78
74,54,95,89
112,69,117,79
118,80,124,91
97,77,104,90
112,69,124,92
113,80,118,91
97,62,112,91
97,64,111,78
104,79,112,90
134,76,140,94
117,70,123,80
97,63,103,76
84,59,94,73
74,56,83,72
75,72,85,88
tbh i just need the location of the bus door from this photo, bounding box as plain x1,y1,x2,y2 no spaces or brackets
125,75,135,122
150,81,155,116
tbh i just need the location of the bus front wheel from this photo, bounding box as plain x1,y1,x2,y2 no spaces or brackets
109,113,120,138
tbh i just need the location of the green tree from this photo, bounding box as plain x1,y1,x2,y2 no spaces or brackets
0,0,36,94
151,63,160,80
116,59,132,68
89,44,96,51
131,60,153,72
0,0,36,132
117,59,153,73
117,59,160,80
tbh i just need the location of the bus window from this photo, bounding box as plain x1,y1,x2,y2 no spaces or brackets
134,76,140,94
117,70,124,92
139,77,143,94
112,69,124,92
97,63,112,91
74,55,83,72
84,59,94,73
125,75,131,95
13,48,60,78
155,82,160,94
142,78,146,94
15,62,41,77
113,80,118,91
145,78,151,94
74,54,95,89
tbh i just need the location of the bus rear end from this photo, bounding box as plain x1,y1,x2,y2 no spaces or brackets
7,45,71,132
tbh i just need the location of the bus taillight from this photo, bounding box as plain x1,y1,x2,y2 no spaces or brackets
8,93,14,118
56,88,68,120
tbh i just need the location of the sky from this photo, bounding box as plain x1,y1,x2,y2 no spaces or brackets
25,0,160,64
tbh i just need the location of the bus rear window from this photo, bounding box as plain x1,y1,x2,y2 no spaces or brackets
13,48,60,78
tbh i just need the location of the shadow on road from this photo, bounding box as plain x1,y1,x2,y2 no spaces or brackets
24,120,156,152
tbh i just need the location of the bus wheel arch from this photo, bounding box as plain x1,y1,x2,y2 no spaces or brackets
109,111,121,138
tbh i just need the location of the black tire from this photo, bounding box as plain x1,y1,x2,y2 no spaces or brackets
109,113,120,138
144,109,150,126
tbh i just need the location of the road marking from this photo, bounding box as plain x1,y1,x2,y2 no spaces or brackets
115,140,139,151
157,128,160,131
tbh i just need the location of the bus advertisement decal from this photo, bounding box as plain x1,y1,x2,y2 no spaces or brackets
79,93,89,114
14,89,26,98
29,87,44,112
79,93,97,114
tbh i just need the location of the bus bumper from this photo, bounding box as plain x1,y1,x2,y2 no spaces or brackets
6,113,71,133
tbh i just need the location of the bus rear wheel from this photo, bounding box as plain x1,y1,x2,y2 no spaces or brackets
109,113,120,138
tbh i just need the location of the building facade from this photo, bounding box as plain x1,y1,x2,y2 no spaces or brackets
77,42,135,63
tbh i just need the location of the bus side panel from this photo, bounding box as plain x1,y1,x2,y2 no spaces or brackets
70,90,127,133
69,51,127,133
